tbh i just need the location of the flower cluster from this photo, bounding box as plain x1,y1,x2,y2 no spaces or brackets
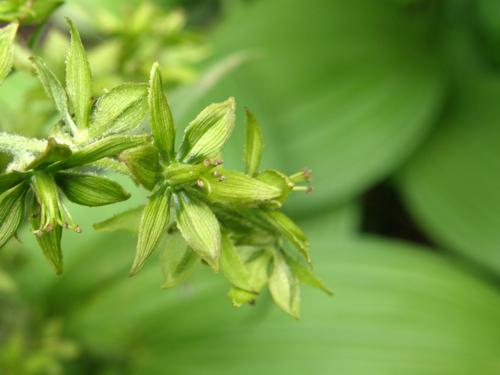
0,20,330,318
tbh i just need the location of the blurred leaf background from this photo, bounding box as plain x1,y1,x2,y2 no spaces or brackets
1,0,500,374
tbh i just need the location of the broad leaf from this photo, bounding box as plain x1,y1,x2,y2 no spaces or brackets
398,76,500,274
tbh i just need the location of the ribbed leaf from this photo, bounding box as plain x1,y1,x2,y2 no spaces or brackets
56,172,130,207
398,77,500,274
66,18,92,129
268,249,301,319
206,169,281,206
178,97,235,162
160,231,198,289
89,83,148,138
130,189,171,276
0,183,26,248
174,191,221,271
30,56,77,133
0,22,17,83
244,109,263,176
93,206,144,233
149,62,175,161
32,171,60,230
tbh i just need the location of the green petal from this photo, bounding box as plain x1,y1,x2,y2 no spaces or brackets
119,144,160,191
58,134,150,169
174,191,221,272
244,109,263,176
160,231,198,289
220,232,252,291
284,252,333,296
268,249,301,319
66,18,92,129
27,137,72,170
89,83,148,138
31,215,63,275
205,169,281,206
30,56,77,134
0,183,27,248
255,169,293,204
93,206,144,233
149,63,175,161
0,171,27,195
0,22,18,83
56,172,130,207
130,188,171,276
32,170,60,230
261,210,310,263
178,97,235,163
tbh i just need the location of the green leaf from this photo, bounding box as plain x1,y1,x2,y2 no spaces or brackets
30,56,77,134
93,206,144,233
58,134,150,169
89,83,148,138
0,171,27,194
261,210,310,263
66,18,92,129
119,144,160,191
284,253,332,296
130,188,171,276
131,237,500,375
163,161,209,187
27,138,72,170
398,77,500,274
205,169,281,206
0,22,18,83
268,249,301,319
178,0,445,213
55,172,130,207
244,109,263,176
31,216,63,275
0,183,26,248
220,232,252,291
160,231,198,289
149,62,175,161
174,191,221,272
178,97,236,163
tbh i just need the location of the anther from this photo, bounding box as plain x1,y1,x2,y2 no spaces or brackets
306,186,314,193
218,175,226,182
203,159,211,167
75,225,82,233
214,159,223,166
196,179,205,188
213,171,220,178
